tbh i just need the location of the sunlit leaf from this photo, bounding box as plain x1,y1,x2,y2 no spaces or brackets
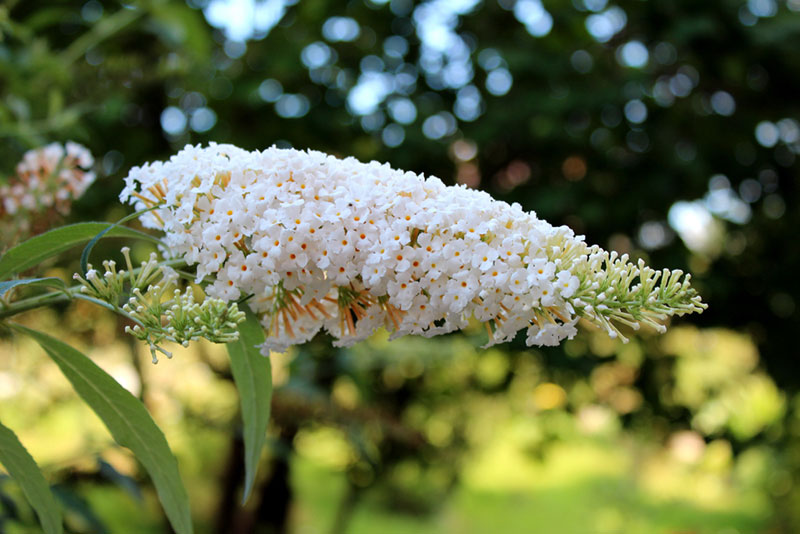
0,420,63,534
12,324,193,534
226,311,272,503
0,277,66,299
0,222,159,280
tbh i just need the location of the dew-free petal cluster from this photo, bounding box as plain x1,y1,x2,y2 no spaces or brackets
1,142,95,218
121,143,705,354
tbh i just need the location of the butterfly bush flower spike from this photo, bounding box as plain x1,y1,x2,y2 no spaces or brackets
1,141,95,218
121,144,706,354
0,142,97,246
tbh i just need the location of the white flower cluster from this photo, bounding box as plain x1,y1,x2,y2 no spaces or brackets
1,142,95,218
121,143,704,354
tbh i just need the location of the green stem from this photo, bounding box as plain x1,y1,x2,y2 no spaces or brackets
72,293,143,328
0,286,77,319
0,258,187,321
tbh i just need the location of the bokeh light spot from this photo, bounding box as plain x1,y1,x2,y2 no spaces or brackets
710,91,736,116
451,139,478,162
322,16,360,42
747,0,778,17
739,179,762,203
533,383,567,410
478,48,505,70
160,106,187,136
258,79,283,103
301,42,334,69
382,123,405,147
623,99,647,124
422,112,457,140
562,155,587,181
668,201,720,254
755,121,779,147
585,7,627,43
387,97,417,124
275,94,310,118
204,0,291,41
777,118,799,143
347,73,393,115
638,221,672,250
617,40,648,68
762,194,786,219
190,107,217,133
582,0,608,12
81,0,103,22
454,85,483,121
486,68,513,96
513,0,553,37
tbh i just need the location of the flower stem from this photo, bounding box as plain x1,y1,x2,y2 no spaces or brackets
0,258,187,321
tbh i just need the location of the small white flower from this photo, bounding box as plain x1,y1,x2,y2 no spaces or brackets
556,270,580,298
121,144,705,351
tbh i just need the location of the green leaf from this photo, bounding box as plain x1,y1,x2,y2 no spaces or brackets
148,3,211,59
0,277,67,299
226,311,271,503
49,485,109,534
97,458,143,502
11,324,193,534
0,222,160,280
80,226,116,275
0,420,63,534
80,207,161,275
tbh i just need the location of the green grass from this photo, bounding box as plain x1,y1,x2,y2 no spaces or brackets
291,440,773,534
0,437,775,534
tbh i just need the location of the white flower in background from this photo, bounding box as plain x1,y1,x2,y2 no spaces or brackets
1,142,96,235
121,143,706,354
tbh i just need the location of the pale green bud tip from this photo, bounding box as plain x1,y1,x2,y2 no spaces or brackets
570,250,706,340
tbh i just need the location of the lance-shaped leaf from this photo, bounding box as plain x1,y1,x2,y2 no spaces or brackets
0,222,160,280
226,312,272,503
0,278,67,299
11,324,193,534
80,206,162,275
0,420,63,534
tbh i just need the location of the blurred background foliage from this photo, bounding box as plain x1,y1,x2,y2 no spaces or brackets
1,0,799,532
